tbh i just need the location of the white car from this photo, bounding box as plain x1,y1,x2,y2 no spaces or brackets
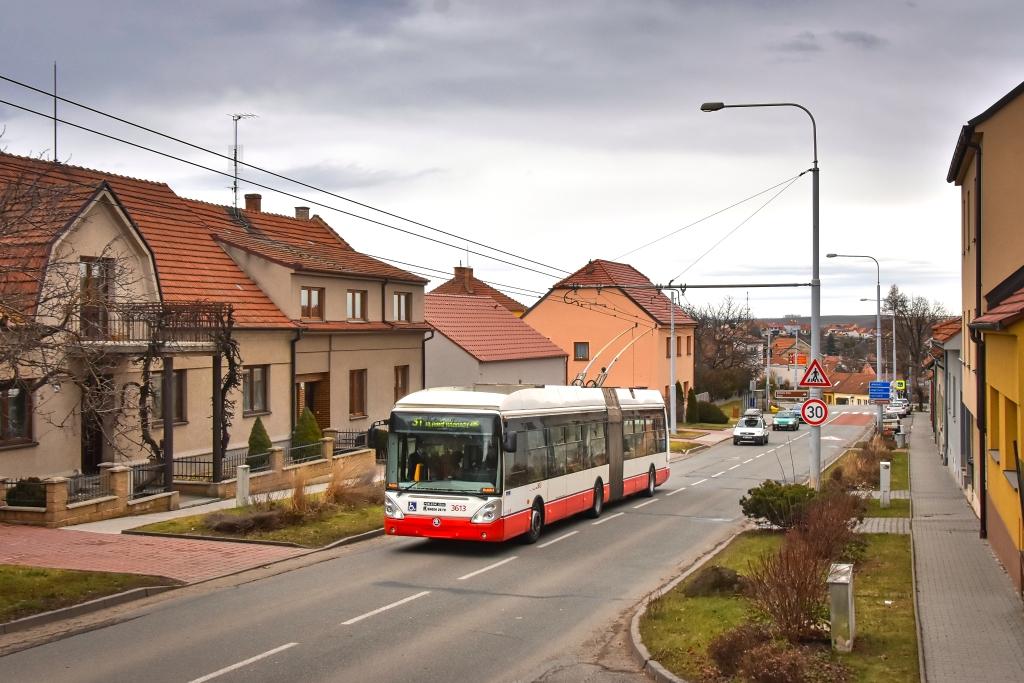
733,416,769,446
890,399,910,417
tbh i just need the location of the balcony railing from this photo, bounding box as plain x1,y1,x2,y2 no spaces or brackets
78,302,229,344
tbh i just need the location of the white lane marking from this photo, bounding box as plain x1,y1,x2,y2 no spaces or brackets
743,458,753,464
188,643,299,682
728,464,740,471
691,478,708,486
457,556,518,581
711,471,726,478
633,499,658,509
592,512,625,526
755,453,764,459
342,591,431,625
538,531,579,548
666,486,687,496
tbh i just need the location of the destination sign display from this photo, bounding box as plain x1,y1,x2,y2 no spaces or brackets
391,413,496,434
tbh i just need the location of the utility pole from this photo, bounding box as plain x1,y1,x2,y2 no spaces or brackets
669,290,677,434
765,327,772,412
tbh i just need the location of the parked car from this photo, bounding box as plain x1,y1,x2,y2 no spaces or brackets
890,398,910,417
772,410,799,431
733,416,769,445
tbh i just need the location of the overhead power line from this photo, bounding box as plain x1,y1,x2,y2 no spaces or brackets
613,171,806,261
0,97,564,279
0,73,570,276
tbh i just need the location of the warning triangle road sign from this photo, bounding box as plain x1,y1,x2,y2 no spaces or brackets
798,359,832,388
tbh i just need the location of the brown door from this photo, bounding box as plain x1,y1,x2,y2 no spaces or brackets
295,373,331,430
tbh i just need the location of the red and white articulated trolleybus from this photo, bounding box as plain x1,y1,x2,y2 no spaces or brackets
383,385,670,543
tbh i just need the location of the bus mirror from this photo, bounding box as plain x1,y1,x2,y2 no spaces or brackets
502,432,518,453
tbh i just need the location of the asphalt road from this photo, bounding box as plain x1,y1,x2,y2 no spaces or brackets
0,407,875,683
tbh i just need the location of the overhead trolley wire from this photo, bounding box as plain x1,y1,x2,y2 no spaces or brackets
671,171,807,281
0,73,571,277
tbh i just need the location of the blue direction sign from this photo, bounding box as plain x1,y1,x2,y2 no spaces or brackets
869,381,892,402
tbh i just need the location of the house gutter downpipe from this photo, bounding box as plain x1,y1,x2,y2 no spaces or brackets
701,100,822,489
967,141,986,539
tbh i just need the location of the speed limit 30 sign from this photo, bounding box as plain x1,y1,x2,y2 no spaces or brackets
801,398,829,426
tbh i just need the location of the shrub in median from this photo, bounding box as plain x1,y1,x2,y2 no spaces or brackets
708,622,773,677
740,480,817,529
747,533,830,643
796,486,866,562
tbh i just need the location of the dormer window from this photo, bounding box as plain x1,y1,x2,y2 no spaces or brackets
300,286,324,320
347,290,368,321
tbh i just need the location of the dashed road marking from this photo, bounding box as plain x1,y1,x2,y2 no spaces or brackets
457,557,518,581
189,643,300,682
633,499,659,509
537,531,579,549
592,512,625,526
711,471,725,478
666,486,687,496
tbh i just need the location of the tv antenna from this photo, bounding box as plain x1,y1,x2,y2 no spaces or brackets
229,113,258,210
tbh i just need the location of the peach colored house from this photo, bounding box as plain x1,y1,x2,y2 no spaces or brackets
523,260,695,402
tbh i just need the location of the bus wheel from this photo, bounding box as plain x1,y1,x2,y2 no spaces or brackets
643,467,656,497
586,480,604,518
523,502,544,544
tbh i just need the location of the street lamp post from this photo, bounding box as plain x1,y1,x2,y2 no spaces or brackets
829,253,883,433
700,101,822,489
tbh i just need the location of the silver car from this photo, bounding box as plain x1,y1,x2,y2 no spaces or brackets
733,416,769,445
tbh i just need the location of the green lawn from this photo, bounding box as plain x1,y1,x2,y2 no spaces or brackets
680,421,734,431
865,498,911,518
132,504,383,548
640,531,918,682
677,429,706,439
670,440,702,453
0,565,173,623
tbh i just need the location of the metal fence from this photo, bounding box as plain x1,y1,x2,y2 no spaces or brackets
225,448,272,474
332,430,368,453
66,472,110,503
130,462,166,499
2,478,47,507
172,454,214,482
284,442,324,466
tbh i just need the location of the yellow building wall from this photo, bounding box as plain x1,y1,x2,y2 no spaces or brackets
982,323,1024,590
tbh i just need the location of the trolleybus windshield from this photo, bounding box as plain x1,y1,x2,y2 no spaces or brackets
387,413,501,494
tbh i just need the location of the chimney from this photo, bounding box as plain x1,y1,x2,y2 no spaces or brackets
454,266,474,293
244,193,261,212
295,206,310,220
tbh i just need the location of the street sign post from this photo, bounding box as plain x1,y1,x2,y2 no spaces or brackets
801,398,829,426
799,359,832,388
893,379,906,392
869,380,891,404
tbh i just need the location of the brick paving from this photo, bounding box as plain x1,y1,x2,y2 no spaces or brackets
0,524,303,583
909,414,1024,682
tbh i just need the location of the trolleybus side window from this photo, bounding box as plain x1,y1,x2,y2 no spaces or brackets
526,427,548,483
588,421,608,466
547,425,567,478
565,423,587,473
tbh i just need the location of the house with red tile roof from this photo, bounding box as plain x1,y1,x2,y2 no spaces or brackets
430,266,526,317
522,260,695,404
0,152,428,479
424,294,566,386
928,317,964,491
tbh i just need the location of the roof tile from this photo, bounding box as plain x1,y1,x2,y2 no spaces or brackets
426,294,566,362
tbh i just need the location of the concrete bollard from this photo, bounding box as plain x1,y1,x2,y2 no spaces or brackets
236,464,251,508
880,460,891,508
828,563,856,652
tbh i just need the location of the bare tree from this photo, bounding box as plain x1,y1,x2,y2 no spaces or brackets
684,297,761,400
884,285,948,409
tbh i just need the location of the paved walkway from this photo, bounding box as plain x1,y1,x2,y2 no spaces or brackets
856,517,910,534
909,414,1024,682
0,524,303,583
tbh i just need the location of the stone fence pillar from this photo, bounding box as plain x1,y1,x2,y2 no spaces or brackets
108,466,131,502
269,446,285,473
321,437,335,460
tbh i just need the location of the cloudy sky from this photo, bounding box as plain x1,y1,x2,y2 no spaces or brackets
2,0,1022,318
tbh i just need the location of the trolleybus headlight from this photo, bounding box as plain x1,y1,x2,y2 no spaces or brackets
384,495,405,519
471,500,501,524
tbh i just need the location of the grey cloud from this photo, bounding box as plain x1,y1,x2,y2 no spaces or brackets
773,31,823,53
832,30,887,49
274,162,442,191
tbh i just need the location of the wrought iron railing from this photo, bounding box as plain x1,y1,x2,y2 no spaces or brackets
130,461,166,499
66,472,110,503
284,442,324,466
79,301,229,344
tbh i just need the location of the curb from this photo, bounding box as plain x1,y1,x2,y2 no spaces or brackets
906,414,927,683
627,526,750,683
122,526,385,550
0,585,178,635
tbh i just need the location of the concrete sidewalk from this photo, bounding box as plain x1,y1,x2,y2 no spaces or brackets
910,413,1024,682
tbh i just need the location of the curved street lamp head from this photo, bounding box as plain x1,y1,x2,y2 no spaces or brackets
700,102,725,112
826,253,838,258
